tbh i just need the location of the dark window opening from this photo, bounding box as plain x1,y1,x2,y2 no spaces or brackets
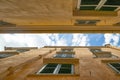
0,54,16,59
90,49,118,58
58,64,72,74
54,53,74,58
81,0,100,5
75,20,100,25
100,7,117,11
104,0,120,6
108,63,120,73
40,64,58,73
17,49,30,53
37,63,73,74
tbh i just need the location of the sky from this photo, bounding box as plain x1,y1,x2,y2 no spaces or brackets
0,33,120,51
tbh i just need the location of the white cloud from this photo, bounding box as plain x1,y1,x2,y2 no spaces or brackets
0,35,6,51
0,34,49,50
104,34,113,44
47,34,67,46
0,33,67,50
0,33,120,51
113,34,120,46
72,34,89,46
37,34,51,46
56,38,67,46
103,33,120,46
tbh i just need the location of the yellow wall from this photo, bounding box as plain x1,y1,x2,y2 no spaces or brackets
0,46,120,80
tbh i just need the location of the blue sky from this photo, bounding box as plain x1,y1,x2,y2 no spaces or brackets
0,33,120,51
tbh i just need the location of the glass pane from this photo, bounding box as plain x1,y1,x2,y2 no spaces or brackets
58,68,71,74
40,67,55,73
76,20,86,24
117,67,120,72
76,20,99,25
58,64,72,74
66,54,74,58
100,7,117,11
17,49,29,53
40,63,58,73
110,63,120,67
90,49,101,53
54,54,74,58
89,20,100,24
104,0,120,6
0,54,15,59
54,54,61,58
94,49,101,52
81,0,100,5
109,63,120,72
61,64,72,68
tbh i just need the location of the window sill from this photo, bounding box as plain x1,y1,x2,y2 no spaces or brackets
26,74,80,80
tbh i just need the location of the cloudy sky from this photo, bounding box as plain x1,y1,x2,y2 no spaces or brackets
0,33,120,51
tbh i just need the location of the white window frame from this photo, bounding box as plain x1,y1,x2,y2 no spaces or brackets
37,64,74,74
77,0,120,11
108,63,120,74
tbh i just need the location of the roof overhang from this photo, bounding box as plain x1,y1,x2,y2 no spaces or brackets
0,0,120,33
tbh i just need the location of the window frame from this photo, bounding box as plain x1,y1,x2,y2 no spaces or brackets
78,0,120,11
53,53,74,58
0,53,16,59
90,49,118,58
37,63,74,74
108,62,120,74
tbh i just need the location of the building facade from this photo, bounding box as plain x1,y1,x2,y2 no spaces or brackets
0,0,120,33
0,45,120,80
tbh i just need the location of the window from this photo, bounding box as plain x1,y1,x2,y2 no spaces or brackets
75,20,100,25
108,63,120,74
90,49,118,58
54,53,74,58
100,7,118,11
17,49,29,53
90,49,101,53
58,64,73,74
0,20,16,27
0,53,15,59
94,52,112,58
104,0,120,6
39,64,58,73
37,63,74,74
79,0,120,11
